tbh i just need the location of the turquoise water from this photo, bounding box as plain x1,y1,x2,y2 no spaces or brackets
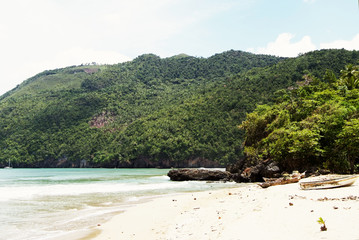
0,168,236,240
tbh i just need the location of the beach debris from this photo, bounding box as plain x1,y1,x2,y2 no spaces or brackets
333,206,338,209
259,171,305,188
317,217,327,231
317,195,359,201
289,194,306,200
289,202,294,206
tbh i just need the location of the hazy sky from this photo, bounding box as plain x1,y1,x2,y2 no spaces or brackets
0,0,358,95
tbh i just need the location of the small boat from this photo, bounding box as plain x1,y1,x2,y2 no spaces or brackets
299,175,359,190
4,159,12,169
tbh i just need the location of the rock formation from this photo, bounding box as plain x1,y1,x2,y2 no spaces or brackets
168,168,231,181
226,158,281,183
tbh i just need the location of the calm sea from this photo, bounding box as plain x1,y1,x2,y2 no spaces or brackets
0,168,236,240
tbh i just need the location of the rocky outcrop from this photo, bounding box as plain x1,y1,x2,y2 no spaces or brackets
168,169,231,181
168,159,281,182
89,111,115,129
227,159,281,183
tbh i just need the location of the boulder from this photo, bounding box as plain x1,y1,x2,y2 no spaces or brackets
229,159,281,183
226,157,245,174
168,169,232,181
262,161,281,178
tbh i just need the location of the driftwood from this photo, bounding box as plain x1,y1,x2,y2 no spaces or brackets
258,171,305,188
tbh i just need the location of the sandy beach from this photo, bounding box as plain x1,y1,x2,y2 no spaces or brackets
90,179,359,240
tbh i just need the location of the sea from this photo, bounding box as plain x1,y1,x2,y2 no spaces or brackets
0,168,237,240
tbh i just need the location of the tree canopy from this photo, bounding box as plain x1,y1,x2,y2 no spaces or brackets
1,49,359,168
240,64,359,173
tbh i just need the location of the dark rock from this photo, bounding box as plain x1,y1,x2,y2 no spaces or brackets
168,169,232,181
241,166,261,182
262,161,281,178
226,157,245,174
229,159,281,183
304,168,331,177
318,169,331,175
231,173,250,183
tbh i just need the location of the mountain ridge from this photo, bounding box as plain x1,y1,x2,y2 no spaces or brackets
1,49,358,168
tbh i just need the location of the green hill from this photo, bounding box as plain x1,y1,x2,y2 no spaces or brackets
0,49,358,168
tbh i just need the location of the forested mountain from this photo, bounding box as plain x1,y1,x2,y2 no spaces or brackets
1,49,358,168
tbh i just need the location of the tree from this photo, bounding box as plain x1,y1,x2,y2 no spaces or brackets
239,64,359,173
336,119,359,173
340,64,359,90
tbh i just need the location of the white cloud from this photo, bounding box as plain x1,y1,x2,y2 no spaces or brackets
250,33,316,57
0,0,237,95
24,48,132,80
250,32,359,58
320,33,359,51
55,48,131,66
0,47,131,95
249,32,359,58
0,0,234,95
100,0,184,47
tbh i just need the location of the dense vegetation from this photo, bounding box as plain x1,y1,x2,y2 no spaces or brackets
1,49,359,168
240,64,359,173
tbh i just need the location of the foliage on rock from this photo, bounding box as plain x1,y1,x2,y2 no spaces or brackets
240,64,359,173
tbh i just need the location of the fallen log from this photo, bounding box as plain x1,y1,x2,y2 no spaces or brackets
258,171,305,188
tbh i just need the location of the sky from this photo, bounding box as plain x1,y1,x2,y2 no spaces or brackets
0,0,359,95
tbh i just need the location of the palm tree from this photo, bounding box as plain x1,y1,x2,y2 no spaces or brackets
340,64,359,90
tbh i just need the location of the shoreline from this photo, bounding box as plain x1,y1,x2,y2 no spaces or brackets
87,180,359,240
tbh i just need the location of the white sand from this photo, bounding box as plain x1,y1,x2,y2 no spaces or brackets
90,180,359,240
